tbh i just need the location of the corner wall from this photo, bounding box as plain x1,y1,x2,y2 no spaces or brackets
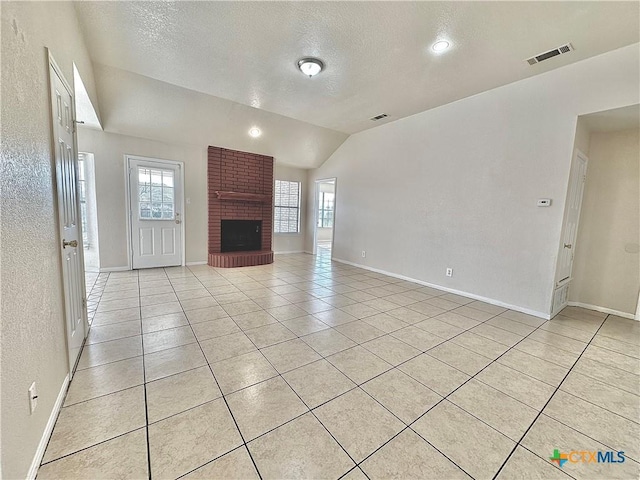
570,128,640,316
1,2,99,477
306,44,640,316
78,128,209,268
78,130,311,269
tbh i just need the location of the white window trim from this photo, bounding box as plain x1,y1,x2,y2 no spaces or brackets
274,179,301,234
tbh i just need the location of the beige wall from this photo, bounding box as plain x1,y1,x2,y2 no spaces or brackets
0,2,99,478
273,165,308,253
78,129,208,268
306,44,639,317
78,130,311,267
570,129,640,315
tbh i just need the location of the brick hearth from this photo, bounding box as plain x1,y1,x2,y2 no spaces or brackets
207,146,274,268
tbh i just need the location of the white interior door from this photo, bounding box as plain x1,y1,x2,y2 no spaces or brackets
557,150,588,285
128,158,183,269
49,56,87,373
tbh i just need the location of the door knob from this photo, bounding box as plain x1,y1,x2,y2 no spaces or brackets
63,239,78,248
564,243,572,249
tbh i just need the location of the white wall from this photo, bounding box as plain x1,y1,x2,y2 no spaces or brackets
273,165,308,253
78,130,312,267
92,63,347,169
570,128,640,315
0,2,99,478
78,128,209,268
306,44,640,317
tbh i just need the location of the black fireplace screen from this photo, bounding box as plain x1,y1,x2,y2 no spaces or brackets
221,220,262,252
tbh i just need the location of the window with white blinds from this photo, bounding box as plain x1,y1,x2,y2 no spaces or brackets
274,180,300,233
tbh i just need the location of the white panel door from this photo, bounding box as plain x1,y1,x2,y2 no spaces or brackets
129,158,183,269
557,150,588,285
49,58,87,373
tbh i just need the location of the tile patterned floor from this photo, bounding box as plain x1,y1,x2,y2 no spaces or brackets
38,254,639,479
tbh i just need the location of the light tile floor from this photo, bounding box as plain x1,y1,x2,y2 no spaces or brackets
38,254,639,479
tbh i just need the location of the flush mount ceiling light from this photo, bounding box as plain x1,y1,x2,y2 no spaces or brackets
432,40,450,52
297,57,324,77
248,127,261,138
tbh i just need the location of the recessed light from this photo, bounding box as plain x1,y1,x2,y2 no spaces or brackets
248,127,261,138
297,57,324,77
432,40,450,52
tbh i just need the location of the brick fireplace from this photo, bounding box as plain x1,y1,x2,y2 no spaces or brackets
207,146,274,268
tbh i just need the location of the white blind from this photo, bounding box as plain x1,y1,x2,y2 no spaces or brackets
274,180,300,233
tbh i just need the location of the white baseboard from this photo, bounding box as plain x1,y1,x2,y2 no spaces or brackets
567,301,636,321
304,250,315,255
274,250,305,255
27,374,69,479
99,266,130,272
186,261,208,266
332,257,550,320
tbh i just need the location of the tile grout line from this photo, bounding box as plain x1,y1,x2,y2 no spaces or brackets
134,270,154,480
153,263,573,480
164,268,265,480
490,314,611,480
355,305,604,478
44,259,631,480
184,266,365,476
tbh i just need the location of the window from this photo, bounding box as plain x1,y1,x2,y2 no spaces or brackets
317,191,335,228
274,180,300,233
138,167,175,220
77,154,88,246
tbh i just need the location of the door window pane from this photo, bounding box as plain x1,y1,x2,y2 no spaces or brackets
138,167,175,220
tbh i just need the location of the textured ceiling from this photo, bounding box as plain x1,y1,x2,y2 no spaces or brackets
91,63,348,169
75,1,639,136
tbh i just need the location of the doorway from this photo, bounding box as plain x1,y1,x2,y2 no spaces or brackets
78,152,100,272
314,178,336,258
126,155,185,269
48,53,88,375
568,106,640,319
552,149,588,316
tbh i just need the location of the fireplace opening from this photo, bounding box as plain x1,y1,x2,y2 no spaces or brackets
221,220,262,252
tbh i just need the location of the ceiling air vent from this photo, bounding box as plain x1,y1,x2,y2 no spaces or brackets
526,43,573,65
370,113,389,121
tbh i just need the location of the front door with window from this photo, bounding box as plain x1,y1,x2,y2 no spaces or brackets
128,158,183,269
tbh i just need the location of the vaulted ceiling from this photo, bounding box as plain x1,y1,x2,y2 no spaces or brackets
75,1,639,167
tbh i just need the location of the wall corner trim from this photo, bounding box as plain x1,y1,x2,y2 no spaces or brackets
332,257,551,320
27,374,70,480
567,301,636,321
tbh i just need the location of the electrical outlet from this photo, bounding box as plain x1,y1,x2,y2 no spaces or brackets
361,250,366,258
28,382,38,414
446,268,453,277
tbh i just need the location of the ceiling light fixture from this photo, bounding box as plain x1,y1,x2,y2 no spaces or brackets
297,57,324,77
432,40,450,52
248,127,261,138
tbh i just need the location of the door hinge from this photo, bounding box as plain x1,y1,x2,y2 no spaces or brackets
82,297,87,309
